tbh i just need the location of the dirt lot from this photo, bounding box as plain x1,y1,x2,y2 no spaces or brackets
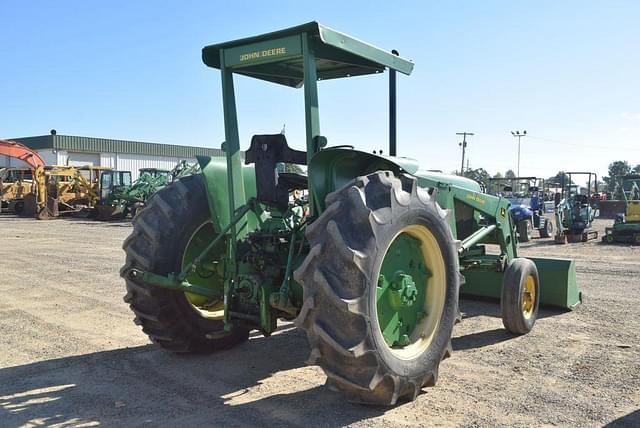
0,216,638,427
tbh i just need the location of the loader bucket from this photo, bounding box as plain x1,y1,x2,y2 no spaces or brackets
528,257,582,309
461,257,581,309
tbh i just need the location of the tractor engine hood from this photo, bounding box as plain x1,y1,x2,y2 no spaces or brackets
308,147,481,213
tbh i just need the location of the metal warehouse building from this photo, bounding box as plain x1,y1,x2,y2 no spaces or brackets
2,133,223,181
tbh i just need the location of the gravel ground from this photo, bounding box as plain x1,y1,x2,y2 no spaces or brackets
0,216,638,427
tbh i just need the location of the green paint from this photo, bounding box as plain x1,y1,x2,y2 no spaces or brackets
196,156,257,234
307,148,406,213
376,233,431,348
223,35,302,68
202,22,413,87
131,22,582,335
460,255,581,309
129,270,221,300
182,222,226,307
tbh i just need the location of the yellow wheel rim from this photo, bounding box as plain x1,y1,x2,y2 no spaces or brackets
377,224,447,360
182,221,225,320
522,274,536,319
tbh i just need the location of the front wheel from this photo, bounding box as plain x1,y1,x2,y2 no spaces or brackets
517,219,532,242
501,258,540,334
121,174,249,352
295,171,460,405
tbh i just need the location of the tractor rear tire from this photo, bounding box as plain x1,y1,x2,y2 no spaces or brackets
294,171,459,405
121,174,249,353
501,258,540,335
517,220,532,242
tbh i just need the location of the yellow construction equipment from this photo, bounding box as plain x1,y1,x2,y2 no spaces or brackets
0,167,34,213
0,139,46,214
24,165,112,219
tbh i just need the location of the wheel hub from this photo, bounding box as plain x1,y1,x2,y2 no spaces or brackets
182,221,226,319
376,225,445,355
522,274,536,319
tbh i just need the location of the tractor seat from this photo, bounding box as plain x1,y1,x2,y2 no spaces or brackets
245,133,307,211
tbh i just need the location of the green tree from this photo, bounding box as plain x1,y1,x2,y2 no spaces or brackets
463,168,491,188
284,163,304,174
547,171,571,187
632,164,640,174
505,170,516,179
603,161,631,198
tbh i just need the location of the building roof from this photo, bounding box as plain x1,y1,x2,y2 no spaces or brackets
10,134,224,158
202,21,414,87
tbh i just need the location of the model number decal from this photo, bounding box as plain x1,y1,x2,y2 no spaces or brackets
465,193,485,205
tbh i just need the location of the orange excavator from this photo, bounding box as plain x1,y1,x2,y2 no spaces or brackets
0,139,46,214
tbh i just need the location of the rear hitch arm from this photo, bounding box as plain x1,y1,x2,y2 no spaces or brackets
127,269,221,299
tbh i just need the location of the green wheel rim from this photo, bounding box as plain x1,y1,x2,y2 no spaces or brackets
181,221,226,319
376,224,446,359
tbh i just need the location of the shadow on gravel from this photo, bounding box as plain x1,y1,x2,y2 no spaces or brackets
53,216,132,227
452,300,571,350
452,328,513,351
460,297,567,321
98,222,132,227
517,237,561,248
0,327,386,427
604,409,640,427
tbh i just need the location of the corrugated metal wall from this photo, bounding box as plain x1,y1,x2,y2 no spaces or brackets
1,150,193,181
0,156,26,167
4,135,223,180
10,135,223,158
109,153,197,181
1,150,58,168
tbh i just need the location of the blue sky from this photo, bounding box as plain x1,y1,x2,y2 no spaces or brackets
1,1,639,182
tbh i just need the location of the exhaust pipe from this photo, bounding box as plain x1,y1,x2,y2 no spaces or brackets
389,49,399,156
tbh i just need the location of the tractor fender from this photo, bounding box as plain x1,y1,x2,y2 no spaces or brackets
308,148,419,212
196,155,257,233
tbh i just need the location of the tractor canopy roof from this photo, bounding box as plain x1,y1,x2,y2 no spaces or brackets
202,21,414,87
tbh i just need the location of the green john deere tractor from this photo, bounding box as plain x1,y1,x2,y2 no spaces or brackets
121,22,581,405
602,174,640,244
95,168,172,220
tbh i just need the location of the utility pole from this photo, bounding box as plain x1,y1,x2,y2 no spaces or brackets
457,132,474,176
511,130,527,177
